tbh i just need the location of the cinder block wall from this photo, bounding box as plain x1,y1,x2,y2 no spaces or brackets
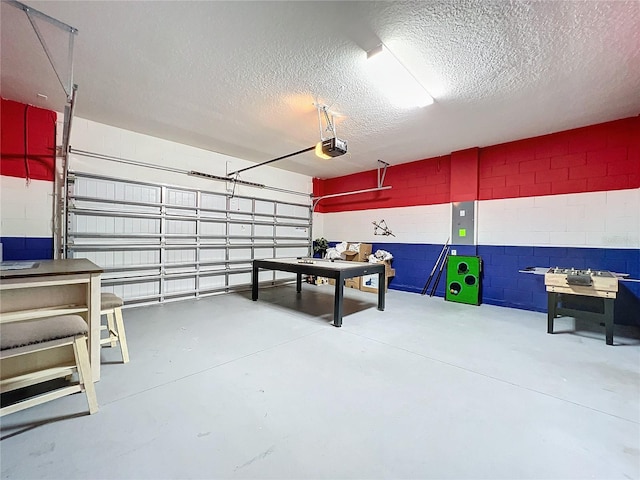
0,98,57,260
315,116,640,324
1,99,313,261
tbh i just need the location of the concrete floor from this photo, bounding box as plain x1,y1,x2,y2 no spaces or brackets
1,284,639,479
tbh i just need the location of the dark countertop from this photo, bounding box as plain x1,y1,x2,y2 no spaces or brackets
254,257,384,279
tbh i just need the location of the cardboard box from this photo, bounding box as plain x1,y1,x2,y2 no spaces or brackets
360,260,395,293
384,260,395,277
329,277,362,289
345,277,361,289
342,243,372,262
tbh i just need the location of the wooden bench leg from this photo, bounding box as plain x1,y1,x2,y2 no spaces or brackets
73,336,99,414
114,307,130,363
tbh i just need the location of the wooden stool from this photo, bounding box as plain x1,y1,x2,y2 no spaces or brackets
1,314,98,416
100,293,130,363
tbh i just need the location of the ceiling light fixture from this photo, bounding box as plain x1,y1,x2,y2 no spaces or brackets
366,44,434,108
315,142,332,160
316,137,347,159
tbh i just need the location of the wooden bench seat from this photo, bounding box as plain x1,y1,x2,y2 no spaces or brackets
1,314,98,417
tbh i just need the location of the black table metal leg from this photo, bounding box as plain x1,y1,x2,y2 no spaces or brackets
333,276,344,327
604,298,614,345
252,265,259,301
377,270,385,311
547,292,556,334
250,259,386,328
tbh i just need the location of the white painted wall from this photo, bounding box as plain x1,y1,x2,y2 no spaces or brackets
5,113,637,254
0,176,54,237
316,188,640,249
318,204,451,245
477,189,640,248
311,212,324,242
68,118,312,205
0,110,63,242
1,115,314,261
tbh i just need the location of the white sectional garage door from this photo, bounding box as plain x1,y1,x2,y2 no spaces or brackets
66,172,311,305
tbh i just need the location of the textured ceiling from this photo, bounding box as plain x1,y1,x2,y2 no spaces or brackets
2,1,639,179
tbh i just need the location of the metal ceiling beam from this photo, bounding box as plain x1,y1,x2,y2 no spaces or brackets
227,146,315,177
68,148,310,197
311,185,392,211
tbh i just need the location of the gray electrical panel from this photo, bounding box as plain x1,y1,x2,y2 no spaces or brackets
451,201,476,245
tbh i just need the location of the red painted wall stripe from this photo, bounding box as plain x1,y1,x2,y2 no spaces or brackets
450,147,479,202
1,98,56,182
478,117,639,200
314,156,450,213
315,116,639,212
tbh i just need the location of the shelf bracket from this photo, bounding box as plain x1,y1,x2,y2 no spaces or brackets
377,160,390,188
311,160,392,211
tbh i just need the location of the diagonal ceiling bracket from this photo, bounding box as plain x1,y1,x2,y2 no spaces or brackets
8,1,80,260
8,0,78,100
315,104,337,141
377,160,390,188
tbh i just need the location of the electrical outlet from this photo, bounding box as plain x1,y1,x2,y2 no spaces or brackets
451,249,457,255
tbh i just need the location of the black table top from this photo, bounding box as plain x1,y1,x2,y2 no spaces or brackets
254,257,384,278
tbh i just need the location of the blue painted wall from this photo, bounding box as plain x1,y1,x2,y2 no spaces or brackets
331,241,640,326
0,237,54,261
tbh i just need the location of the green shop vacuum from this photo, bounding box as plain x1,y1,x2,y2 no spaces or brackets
445,255,482,305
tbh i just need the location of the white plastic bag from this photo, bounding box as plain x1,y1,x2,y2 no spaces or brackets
369,249,393,262
335,241,348,254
